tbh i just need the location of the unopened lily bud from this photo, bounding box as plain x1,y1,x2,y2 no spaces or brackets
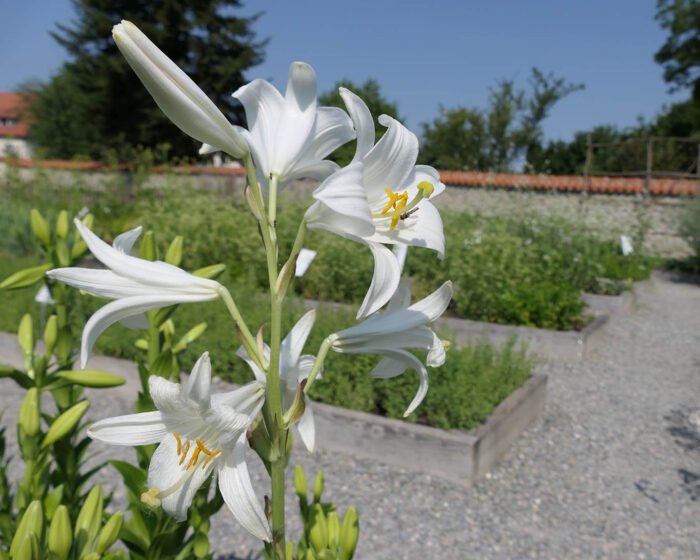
10,500,43,558
48,505,73,560
58,370,125,388
56,210,70,240
74,486,103,556
44,315,58,355
173,322,207,353
192,263,227,279
18,314,34,360
56,239,71,267
313,470,324,502
30,209,51,246
294,464,308,499
165,235,183,266
83,553,101,560
309,504,328,553
193,531,209,558
327,511,340,549
12,533,39,560
285,541,295,560
95,511,123,554
0,264,52,290
139,230,157,261
19,389,40,437
339,507,359,560
42,400,90,448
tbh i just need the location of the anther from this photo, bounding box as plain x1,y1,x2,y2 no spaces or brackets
202,450,221,469
179,441,191,465
173,432,182,456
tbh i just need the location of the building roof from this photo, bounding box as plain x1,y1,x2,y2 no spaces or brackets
0,92,29,138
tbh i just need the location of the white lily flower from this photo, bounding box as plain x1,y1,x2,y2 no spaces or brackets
46,220,221,367
113,20,248,158
237,310,319,452
305,89,446,319
233,61,355,185
88,353,271,541
329,281,452,417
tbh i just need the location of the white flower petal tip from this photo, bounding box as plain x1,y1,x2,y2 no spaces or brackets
332,281,451,416
113,20,247,158
87,356,265,538
233,61,354,184
49,222,221,367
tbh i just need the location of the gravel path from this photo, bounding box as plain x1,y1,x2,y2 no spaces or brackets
1,272,700,559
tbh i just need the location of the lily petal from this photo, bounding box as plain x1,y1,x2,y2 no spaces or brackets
363,115,419,202
186,352,212,409
218,435,272,542
280,310,315,376
88,411,168,446
81,293,214,367
340,87,375,162
296,403,316,453
112,226,142,255
355,242,401,319
370,349,428,417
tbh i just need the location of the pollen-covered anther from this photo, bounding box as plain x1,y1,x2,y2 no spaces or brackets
376,183,434,231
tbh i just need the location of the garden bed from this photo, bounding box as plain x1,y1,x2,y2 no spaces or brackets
0,332,546,485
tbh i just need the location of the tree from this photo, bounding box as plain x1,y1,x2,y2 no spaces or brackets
420,69,583,171
319,79,402,166
30,0,266,160
655,0,700,99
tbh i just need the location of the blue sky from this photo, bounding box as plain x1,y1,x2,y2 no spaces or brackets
0,0,686,142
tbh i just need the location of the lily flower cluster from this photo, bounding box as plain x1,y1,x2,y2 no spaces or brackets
46,19,453,548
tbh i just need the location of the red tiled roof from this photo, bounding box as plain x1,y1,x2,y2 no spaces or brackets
0,92,29,138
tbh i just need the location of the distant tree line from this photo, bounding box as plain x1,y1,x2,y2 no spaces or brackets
24,0,700,174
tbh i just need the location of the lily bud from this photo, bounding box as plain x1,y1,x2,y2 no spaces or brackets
192,263,227,280
57,370,125,388
42,400,90,448
12,533,39,560
0,264,52,290
19,389,40,438
95,511,123,554
44,315,58,356
339,507,359,560
74,486,103,557
309,504,328,553
30,209,51,246
173,322,208,353
139,230,158,261
294,464,308,499
313,470,324,502
193,531,209,558
56,210,70,240
327,511,340,550
10,500,43,558
113,20,248,158
48,505,73,560
165,235,184,266
56,239,71,267
18,314,34,361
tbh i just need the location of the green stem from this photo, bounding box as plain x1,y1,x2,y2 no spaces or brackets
304,336,334,395
218,287,262,366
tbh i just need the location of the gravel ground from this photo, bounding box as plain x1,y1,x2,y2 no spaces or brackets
1,272,700,559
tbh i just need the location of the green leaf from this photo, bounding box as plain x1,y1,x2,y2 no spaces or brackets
0,264,52,290
110,460,147,498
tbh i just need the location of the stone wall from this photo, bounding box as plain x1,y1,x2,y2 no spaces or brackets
1,162,692,257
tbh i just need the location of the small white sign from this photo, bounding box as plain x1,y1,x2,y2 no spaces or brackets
295,248,317,277
620,235,634,256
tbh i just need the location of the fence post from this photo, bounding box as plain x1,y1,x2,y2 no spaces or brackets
644,138,653,198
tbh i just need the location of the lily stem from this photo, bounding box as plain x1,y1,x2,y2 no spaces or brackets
304,336,333,395
218,287,261,366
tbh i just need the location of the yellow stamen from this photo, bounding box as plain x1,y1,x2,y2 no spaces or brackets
187,446,202,469
173,432,182,456
179,440,191,465
196,439,214,455
380,188,401,214
201,449,221,469
390,197,408,230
